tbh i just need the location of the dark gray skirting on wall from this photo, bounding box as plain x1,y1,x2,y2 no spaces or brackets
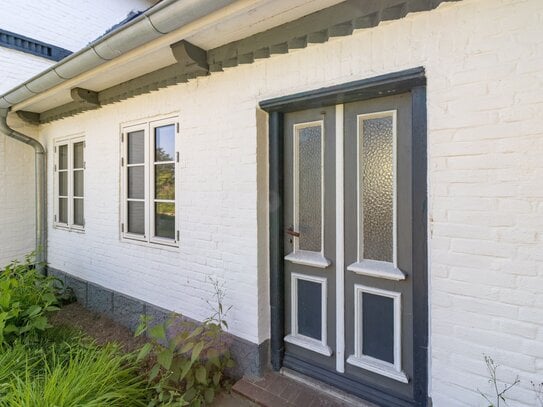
48,267,269,378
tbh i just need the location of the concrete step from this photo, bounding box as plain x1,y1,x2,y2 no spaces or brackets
233,369,378,407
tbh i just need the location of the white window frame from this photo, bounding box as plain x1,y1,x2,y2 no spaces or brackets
284,120,331,269
347,284,408,383
347,110,405,281
53,134,85,231
284,273,332,357
120,116,179,247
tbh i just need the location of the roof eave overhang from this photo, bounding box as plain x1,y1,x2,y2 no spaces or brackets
6,0,461,124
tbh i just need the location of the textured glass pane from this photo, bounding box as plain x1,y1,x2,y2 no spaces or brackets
362,293,394,364
297,125,322,252
128,201,144,235
73,170,84,197
297,279,322,340
128,166,144,199
73,199,84,226
58,198,68,224
58,171,68,196
155,164,175,200
360,115,394,262
74,141,84,168
128,130,144,164
155,202,175,239
58,145,68,170
155,125,175,162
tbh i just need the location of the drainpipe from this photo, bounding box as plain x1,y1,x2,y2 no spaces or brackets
0,108,46,271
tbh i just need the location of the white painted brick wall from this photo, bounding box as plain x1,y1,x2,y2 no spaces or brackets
0,48,52,95
0,119,36,266
0,0,155,266
33,0,543,405
0,0,155,52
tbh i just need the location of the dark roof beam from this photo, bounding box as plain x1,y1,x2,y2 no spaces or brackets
170,40,209,79
70,87,100,106
16,110,40,124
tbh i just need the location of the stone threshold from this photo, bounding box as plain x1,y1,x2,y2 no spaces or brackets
233,369,378,407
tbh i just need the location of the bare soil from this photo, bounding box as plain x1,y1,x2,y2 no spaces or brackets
50,302,147,352
49,302,255,406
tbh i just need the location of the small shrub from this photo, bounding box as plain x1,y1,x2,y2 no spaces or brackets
136,279,235,407
0,253,63,345
478,355,520,407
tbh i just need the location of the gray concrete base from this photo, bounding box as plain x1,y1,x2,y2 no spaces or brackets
48,267,270,378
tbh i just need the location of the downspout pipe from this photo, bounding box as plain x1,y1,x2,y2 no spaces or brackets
0,108,46,270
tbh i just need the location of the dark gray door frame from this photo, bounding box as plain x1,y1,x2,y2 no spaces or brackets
260,67,428,407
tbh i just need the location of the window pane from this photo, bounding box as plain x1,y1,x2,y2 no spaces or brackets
58,145,68,170
155,124,175,162
73,199,84,226
297,279,322,340
73,170,84,197
74,141,84,168
297,125,322,252
360,115,394,262
127,201,144,235
362,293,394,364
155,163,175,200
128,166,144,199
128,130,144,164
59,198,68,224
59,171,68,196
155,202,175,239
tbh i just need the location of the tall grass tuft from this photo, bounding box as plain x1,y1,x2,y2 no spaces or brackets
0,340,149,407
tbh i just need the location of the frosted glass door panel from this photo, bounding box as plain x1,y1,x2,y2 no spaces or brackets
359,113,395,263
296,124,322,252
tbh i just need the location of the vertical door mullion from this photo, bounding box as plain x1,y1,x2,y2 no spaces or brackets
335,104,345,373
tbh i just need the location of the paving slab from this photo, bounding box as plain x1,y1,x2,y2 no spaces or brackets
233,371,377,407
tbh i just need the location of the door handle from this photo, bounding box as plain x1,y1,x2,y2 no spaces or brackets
286,227,300,237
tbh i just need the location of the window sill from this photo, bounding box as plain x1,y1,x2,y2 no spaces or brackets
284,334,332,356
347,260,405,281
347,355,408,383
53,224,85,233
120,235,179,251
285,250,331,268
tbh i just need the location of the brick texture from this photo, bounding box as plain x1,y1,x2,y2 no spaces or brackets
8,0,543,405
0,0,154,267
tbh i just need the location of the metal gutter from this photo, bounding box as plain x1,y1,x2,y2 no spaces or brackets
0,108,46,269
0,0,237,108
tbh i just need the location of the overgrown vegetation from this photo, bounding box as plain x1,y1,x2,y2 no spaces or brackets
0,255,149,406
0,253,63,345
135,278,235,407
0,255,237,406
0,328,149,407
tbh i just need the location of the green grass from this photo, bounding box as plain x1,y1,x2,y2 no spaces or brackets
0,327,150,407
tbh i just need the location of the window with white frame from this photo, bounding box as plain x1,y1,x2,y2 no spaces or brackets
121,117,178,246
54,136,85,229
